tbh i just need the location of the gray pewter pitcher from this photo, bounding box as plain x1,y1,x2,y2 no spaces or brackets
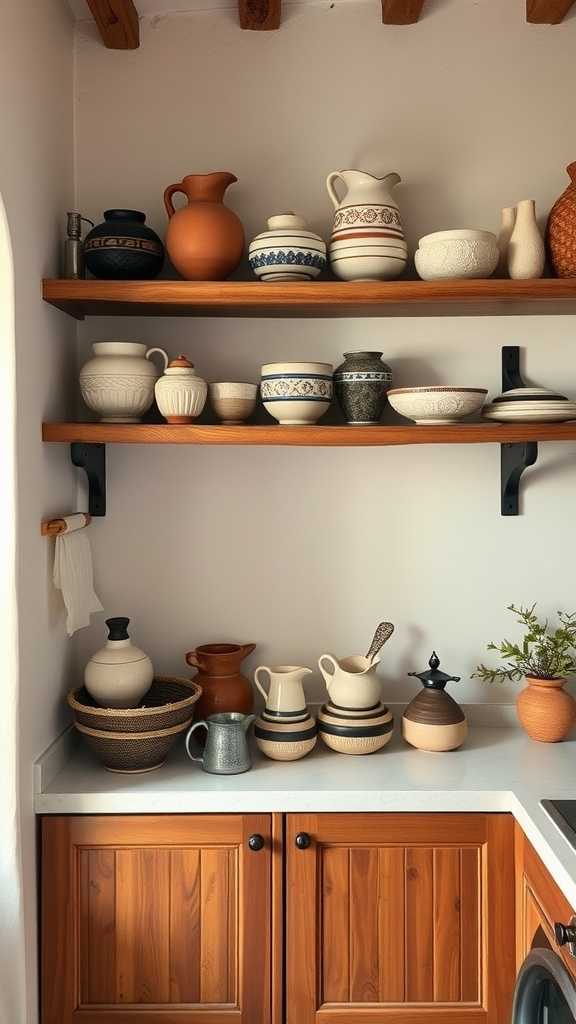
185,712,255,774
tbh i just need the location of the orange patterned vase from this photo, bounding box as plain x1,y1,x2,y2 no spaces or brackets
547,163,576,277
516,676,575,743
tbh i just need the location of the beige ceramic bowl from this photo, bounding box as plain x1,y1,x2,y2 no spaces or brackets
387,386,487,424
209,382,258,425
318,703,394,755
254,712,317,761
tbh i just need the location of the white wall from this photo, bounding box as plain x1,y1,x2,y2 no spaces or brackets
74,0,576,705
0,3,75,1021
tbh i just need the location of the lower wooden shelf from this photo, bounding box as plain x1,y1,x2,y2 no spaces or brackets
42,422,576,445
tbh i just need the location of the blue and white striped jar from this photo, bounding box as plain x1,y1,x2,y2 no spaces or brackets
249,213,327,282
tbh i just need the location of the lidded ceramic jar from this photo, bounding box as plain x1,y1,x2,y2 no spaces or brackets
155,355,207,423
334,351,393,425
84,617,154,709
79,342,168,422
402,652,467,752
248,213,327,281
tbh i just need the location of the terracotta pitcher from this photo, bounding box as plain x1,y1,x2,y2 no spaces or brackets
185,642,255,720
164,172,244,281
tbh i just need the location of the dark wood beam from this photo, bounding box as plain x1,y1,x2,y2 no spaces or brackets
85,0,140,49
239,0,281,30
382,0,425,24
527,0,576,22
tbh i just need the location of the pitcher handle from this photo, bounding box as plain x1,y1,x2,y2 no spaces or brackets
254,666,271,701
326,171,346,210
185,651,200,670
319,654,338,678
185,721,207,763
146,347,169,373
164,182,186,219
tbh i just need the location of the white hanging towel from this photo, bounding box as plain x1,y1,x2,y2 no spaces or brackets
53,515,104,636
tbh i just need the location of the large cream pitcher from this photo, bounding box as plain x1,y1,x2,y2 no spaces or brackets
254,665,312,717
318,653,382,709
326,168,407,282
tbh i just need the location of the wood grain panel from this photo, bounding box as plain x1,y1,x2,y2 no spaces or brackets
527,0,576,22
460,847,480,1003
485,816,516,1023
382,0,425,23
66,814,245,847
200,848,232,1003
116,849,170,1003
286,814,318,1024
169,849,201,1003
271,814,284,1024
350,848,379,1001
239,0,281,28
406,847,434,1002
378,847,405,1002
321,847,350,1003
80,850,116,1004
434,848,461,1002
241,815,272,1023
86,0,140,48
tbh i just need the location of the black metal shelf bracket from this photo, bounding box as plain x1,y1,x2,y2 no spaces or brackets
71,442,106,517
500,345,538,516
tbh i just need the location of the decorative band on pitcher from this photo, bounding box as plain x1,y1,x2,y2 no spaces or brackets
332,205,403,231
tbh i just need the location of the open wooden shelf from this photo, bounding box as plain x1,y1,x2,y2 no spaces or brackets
42,422,576,446
42,278,576,319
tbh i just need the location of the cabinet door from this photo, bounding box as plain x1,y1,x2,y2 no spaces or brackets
515,823,576,979
42,815,272,1024
286,813,515,1024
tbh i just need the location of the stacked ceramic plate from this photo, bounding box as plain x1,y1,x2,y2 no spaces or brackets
483,387,576,423
318,702,394,755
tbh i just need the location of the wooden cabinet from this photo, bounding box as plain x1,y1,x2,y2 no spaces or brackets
42,815,273,1024
286,813,516,1023
515,823,576,977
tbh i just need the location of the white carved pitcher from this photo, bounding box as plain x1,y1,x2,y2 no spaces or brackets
326,169,407,282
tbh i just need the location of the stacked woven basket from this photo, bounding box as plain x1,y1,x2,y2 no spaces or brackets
67,676,202,773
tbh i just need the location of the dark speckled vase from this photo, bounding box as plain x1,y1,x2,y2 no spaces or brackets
334,351,392,425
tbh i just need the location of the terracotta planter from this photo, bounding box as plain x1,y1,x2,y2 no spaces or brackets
516,676,575,742
164,172,244,281
185,642,255,721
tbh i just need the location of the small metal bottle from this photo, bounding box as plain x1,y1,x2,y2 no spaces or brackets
62,212,94,279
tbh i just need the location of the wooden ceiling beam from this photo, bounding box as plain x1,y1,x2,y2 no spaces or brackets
239,0,281,29
382,0,425,24
85,0,140,49
527,0,576,22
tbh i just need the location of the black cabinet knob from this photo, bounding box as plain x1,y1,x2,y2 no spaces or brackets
295,832,311,850
248,833,265,852
555,922,576,947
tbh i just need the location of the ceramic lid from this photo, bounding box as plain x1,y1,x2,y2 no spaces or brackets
163,355,199,377
408,651,461,691
267,212,307,230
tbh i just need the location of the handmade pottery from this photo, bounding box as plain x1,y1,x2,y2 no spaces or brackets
254,711,318,761
327,169,407,281
334,351,393,425
261,361,333,425
415,229,499,281
84,617,154,709
318,653,382,709
164,172,244,280
318,701,394,754
209,382,258,424
79,341,168,422
497,207,516,276
185,712,255,774
483,386,576,423
185,642,256,720
254,664,312,715
547,163,576,277
516,676,575,742
387,386,487,424
248,213,326,281
68,677,202,733
84,210,164,280
402,652,467,752
75,719,191,773
155,355,207,423
508,200,545,280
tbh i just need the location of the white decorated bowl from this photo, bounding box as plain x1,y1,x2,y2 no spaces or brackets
415,229,498,281
209,382,258,424
388,386,488,424
261,361,333,425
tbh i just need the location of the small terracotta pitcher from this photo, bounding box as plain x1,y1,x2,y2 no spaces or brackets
185,642,256,721
164,172,245,281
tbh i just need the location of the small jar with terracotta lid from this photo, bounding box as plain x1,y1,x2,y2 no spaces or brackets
154,355,207,423
402,652,468,752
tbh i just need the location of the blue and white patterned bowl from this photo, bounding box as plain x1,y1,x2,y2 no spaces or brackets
261,361,333,425
249,213,327,282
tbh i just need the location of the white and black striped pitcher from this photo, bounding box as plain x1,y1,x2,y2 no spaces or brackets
326,168,407,282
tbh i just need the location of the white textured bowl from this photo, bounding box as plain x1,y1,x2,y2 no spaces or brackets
261,362,333,425
209,382,258,424
388,386,488,424
415,229,498,281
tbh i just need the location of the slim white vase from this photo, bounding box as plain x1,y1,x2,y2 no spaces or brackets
507,199,545,280
497,206,516,277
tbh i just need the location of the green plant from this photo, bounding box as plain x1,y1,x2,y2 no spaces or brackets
473,604,576,683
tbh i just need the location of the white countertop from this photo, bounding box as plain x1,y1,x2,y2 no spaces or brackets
36,725,576,909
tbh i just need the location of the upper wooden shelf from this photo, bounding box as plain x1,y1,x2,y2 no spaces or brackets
42,422,576,446
43,278,576,319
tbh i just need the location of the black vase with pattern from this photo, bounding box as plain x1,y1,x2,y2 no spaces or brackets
334,351,393,425
84,210,164,280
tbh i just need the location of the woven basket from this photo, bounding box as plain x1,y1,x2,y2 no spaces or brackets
75,718,192,773
547,162,576,277
68,676,202,733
